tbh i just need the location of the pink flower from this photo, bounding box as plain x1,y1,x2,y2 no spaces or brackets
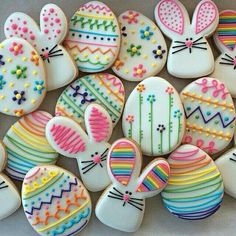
122,11,139,24
9,42,23,56
165,86,174,95
133,64,146,79
126,115,134,123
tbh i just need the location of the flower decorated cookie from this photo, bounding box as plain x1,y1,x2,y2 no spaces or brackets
46,104,113,192
55,73,125,127
112,10,167,81
211,10,236,97
64,1,120,72
3,111,58,181
155,0,219,78
5,4,78,91
122,77,185,156
95,138,170,232
181,77,236,155
161,144,224,220
0,141,21,220
22,165,91,236
0,38,46,117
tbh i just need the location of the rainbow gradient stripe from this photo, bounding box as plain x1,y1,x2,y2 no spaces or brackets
137,163,169,192
109,141,136,186
217,11,236,51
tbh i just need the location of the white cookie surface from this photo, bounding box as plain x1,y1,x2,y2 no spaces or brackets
181,77,236,155
112,10,167,81
5,4,77,91
122,77,185,156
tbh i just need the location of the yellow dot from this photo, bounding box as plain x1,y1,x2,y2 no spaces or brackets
105,56,110,61
95,55,100,60
143,54,148,59
124,69,129,74
151,39,157,44
152,63,157,68
22,57,27,62
14,46,19,51
72,51,78,56
31,99,36,104
144,31,150,37
136,69,142,74
15,93,21,99
7,58,12,63
156,50,162,55
131,47,137,53
9,82,14,88
24,83,30,88
0,44,3,48
16,69,22,75
3,108,8,112
2,69,6,73
36,85,42,90
0,95,5,100
32,70,38,76
83,53,88,58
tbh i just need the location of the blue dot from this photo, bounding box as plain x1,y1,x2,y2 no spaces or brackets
206,111,211,116
224,117,229,121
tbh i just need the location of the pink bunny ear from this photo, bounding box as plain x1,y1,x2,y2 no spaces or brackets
136,159,170,197
40,4,68,43
46,116,88,158
85,104,113,143
193,0,218,36
155,0,189,37
0,142,6,172
108,139,142,186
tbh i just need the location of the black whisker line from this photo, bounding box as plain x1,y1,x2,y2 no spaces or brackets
172,46,188,54
172,45,188,49
48,54,64,58
128,199,144,206
233,153,236,157
225,53,234,60
192,46,207,50
82,163,97,174
189,47,192,54
220,62,234,66
123,202,126,207
109,191,123,197
81,160,94,164
130,197,144,201
193,36,203,43
174,41,185,44
82,162,96,170
101,156,107,161
49,49,63,55
230,158,236,162
192,42,207,46
127,201,143,211
0,181,5,186
0,185,8,190
108,195,123,201
49,44,58,53
101,148,109,157
99,163,103,167
221,57,234,63
113,187,123,195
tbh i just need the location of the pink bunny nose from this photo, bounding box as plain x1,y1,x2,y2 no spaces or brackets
185,40,193,48
93,155,101,164
44,52,49,58
234,58,236,65
123,194,130,202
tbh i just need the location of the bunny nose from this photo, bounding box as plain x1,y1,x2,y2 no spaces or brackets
185,40,193,48
44,52,49,58
93,155,101,164
123,194,130,202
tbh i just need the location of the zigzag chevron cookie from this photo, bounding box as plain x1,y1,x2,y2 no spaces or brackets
181,77,236,155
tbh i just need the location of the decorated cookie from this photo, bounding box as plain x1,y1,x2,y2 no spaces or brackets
46,103,112,192
0,141,21,220
95,138,170,232
155,0,218,78
55,73,125,127
64,1,120,72
181,77,236,155
3,111,58,181
161,144,224,220
112,10,167,81
122,77,185,156
5,4,77,91
211,10,236,97
22,165,91,236
0,37,46,116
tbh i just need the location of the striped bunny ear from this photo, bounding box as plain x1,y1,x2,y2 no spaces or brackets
108,139,142,187
0,142,6,172
135,159,170,198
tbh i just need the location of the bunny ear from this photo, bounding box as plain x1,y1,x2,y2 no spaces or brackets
0,142,6,172
135,159,170,198
192,0,218,36
214,10,236,52
155,0,190,38
40,4,68,44
108,139,142,187
46,116,88,158
85,103,113,143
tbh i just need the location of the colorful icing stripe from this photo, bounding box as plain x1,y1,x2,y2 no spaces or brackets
109,141,136,186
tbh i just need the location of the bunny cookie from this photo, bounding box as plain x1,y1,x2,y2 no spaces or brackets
4,4,78,91
211,10,236,97
0,141,21,220
95,138,170,232
155,0,219,79
46,103,113,192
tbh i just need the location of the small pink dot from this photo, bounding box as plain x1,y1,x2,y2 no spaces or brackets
50,23,54,26
22,27,28,33
55,18,60,23
50,8,54,13
30,34,35,40
44,29,49,34
43,17,48,22
23,21,27,25
56,29,61,34
12,24,18,30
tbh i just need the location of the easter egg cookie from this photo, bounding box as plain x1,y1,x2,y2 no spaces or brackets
122,77,185,156
0,38,46,116
112,10,167,81
181,77,236,155
5,4,78,91
3,111,58,181
56,73,125,127
211,10,236,97
162,144,224,220
64,1,120,72
22,165,91,236
96,138,170,232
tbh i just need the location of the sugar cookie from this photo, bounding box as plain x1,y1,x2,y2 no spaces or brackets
64,1,120,72
46,103,112,192
55,73,125,127
0,141,21,220
211,10,236,97
5,4,78,91
3,111,58,181
22,165,91,236
0,37,46,116
95,138,170,232
122,77,185,156
155,0,218,78
181,77,236,155
112,10,167,81
162,144,224,220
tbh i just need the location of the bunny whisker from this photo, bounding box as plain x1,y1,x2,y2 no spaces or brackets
130,197,144,201
82,162,97,173
128,199,144,206
47,54,64,58
82,161,96,169
174,41,186,44
109,191,123,198
108,195,124,201
101,148,109,157
229,158,236,162
113,187,124,196
219,55,236,69
225,54,234,60
172,45,188,49
233,153,236,157
221,58,234,63
172,46,188,54
49,49,64,55
192,36,203,44
81,160,94,163
192,46,207,50
127,201,143,211
48,44,58,53
82,163,97,174
0,181,8,190
192,42,207,46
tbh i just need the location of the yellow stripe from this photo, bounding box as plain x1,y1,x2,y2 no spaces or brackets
171,166,217,177
147,176,159,188
111,163,132,167
75,12,114,20
113,148,134,152
220,16,236,19
218,27,236,30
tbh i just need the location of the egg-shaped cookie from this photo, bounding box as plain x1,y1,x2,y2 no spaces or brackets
181,77,236,155
161,144,224,220
64,1,120,72
22,165,92,236
112,10,167,81
55,73,125,127
122,77,185,156
3,111,58,181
